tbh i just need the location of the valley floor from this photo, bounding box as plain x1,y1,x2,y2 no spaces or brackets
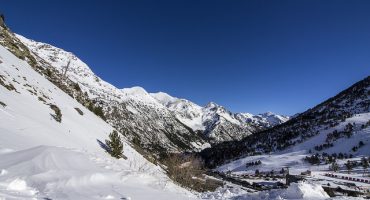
214,150,369,199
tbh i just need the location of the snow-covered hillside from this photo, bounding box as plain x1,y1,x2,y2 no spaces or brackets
13,32,289,151
218,113,370,173
212,109,370,199
0,43,196,199
14,33,209,154
201,76,370,168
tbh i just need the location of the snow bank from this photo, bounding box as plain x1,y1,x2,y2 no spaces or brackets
0,146,196,200
202,182,329,200
281,182,329,199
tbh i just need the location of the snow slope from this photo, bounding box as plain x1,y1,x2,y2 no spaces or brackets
15,33,289,150
216,113,370,185
15,34,209,153
287,113,370,155
0,44,196,199
202,182,330,200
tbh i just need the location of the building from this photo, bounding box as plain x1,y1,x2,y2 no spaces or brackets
285,174,306,185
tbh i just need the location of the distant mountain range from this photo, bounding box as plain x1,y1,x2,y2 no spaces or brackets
151,92,289,143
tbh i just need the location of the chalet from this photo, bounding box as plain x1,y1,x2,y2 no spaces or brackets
300,170,311,176
285,174,306,185
322,186,365,197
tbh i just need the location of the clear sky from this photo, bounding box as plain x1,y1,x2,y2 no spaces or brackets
1,0,369,115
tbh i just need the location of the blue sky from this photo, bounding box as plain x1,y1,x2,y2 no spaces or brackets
2,0,369,115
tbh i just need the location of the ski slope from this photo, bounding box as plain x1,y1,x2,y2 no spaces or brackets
0,45,196,199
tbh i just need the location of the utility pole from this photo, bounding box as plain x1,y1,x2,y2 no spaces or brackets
63,60,71,79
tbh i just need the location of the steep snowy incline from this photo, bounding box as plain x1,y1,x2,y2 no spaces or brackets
16,34,122,101
0,45,196,199
16,32,289,151
15,34,209,154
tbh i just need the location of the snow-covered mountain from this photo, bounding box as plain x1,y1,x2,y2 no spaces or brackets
11,33,209,156
151,92,289,143
0,29,288,154
235,111,290,128
0,33,196,199
201,76,370,168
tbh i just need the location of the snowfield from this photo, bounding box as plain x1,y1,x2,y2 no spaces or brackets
202,182,330,200
0,146,195,200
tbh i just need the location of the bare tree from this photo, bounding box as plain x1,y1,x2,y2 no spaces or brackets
163,154,205,190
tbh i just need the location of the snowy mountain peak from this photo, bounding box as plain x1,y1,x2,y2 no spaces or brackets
236,112,290,128
121,86,148,96
151,92,290,142
205,102,220,109
261,111,275,116
150,91,178,106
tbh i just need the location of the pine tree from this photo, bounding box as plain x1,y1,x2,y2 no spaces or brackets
345,160,353,174
105,130,124,159
361,157,369,176
330,162,339,172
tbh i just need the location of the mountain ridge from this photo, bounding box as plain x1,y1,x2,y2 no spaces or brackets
13,32,289,153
